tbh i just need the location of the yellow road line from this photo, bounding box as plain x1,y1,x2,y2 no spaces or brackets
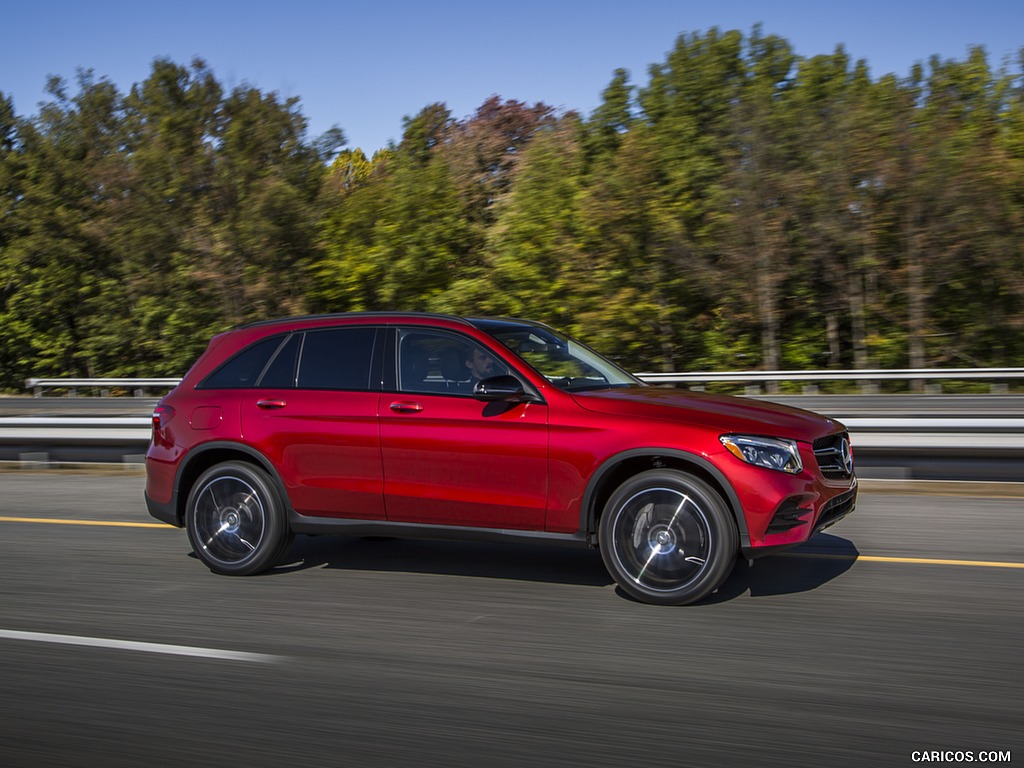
1,516,1022,569
0,516,169,529
785,552,1024,569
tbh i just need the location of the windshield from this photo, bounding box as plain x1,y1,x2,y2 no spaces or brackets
472,320,644,392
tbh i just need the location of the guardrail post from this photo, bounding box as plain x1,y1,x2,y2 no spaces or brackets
19,452,51,469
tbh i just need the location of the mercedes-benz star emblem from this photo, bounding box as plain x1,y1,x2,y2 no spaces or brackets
840,438,854,475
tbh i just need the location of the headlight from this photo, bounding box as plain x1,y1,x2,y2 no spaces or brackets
720,435,803,474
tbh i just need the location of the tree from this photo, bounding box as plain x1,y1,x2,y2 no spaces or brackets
199,81,326,325
443,95,555,221
0,71,128,380
584,68,634,164
718,31,802,380
884,50,1012,372
622,29,748,372
785,49,879,371
437,114,588,322
309,148,393,312
0,59,331,384
0,92,28,388
107,58,224,374
311,104,470,312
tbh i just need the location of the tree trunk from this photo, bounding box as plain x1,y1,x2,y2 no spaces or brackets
758,265,780,393
906,218,927,392
849,266,869,370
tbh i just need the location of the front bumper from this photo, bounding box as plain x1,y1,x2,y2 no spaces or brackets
740,477,857,559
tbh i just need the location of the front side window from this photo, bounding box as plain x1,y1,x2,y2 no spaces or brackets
296,327,377,391
397,329,510,396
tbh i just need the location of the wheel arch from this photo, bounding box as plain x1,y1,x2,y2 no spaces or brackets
172,441,291,527
580,448,750,549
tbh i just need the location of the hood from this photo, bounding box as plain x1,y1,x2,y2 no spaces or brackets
571,387,843,442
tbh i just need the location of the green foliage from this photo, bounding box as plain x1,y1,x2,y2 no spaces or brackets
585,68,634,163
442,114,588,321
0,59,327,383
310,104,471,313
3,32,1024,390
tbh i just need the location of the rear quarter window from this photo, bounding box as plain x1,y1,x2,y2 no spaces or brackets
199,335,286,389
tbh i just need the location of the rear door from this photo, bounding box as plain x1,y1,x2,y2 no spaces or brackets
241,325,386,519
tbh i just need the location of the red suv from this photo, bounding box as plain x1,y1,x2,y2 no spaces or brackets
145,313,856,605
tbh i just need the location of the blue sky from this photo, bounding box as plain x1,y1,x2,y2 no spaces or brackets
3,0,1022,151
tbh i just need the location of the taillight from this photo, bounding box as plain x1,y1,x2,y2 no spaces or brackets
152,404,176,433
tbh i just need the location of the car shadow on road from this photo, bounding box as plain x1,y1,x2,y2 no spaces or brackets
271,535,616,588
695,533,860,605
269,531,860,600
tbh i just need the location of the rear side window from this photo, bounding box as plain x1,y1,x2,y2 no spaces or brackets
257,334,302,388
200,335,286,389
297,327,377,391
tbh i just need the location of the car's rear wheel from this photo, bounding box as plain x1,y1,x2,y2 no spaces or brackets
599,469,738,605
185,461,292,575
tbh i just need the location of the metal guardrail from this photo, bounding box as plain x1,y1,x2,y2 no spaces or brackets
24,378,181,397
3,416,1024,447
23,368,1024,397
2,414,1023,481
637,368,1024,394
3,393,1024,480
636,368,1024,382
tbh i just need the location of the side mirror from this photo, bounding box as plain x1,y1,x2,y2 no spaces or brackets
472,375,535,403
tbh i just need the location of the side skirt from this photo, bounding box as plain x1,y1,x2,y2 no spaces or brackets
288,513,591,548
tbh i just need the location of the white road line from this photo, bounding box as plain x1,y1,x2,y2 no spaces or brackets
0,629,282,663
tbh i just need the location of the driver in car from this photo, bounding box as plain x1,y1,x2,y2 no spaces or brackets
465,347,498,387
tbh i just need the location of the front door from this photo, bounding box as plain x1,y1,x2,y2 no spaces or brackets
380,328,549,530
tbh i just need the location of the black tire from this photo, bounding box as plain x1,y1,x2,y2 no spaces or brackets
185,461,293,575
598,469,738,605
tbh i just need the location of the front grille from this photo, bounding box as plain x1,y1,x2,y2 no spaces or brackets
814,488,857,533
813,432,854,479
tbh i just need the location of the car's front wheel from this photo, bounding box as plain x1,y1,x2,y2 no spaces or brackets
185,461,292,575
599,469,738,605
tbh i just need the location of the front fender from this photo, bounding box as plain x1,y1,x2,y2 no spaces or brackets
579,448,750,549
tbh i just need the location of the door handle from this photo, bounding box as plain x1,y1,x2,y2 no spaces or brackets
389,401,424,414
256,399,287,410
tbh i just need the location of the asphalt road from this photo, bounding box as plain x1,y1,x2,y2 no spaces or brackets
0,474,1021,768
